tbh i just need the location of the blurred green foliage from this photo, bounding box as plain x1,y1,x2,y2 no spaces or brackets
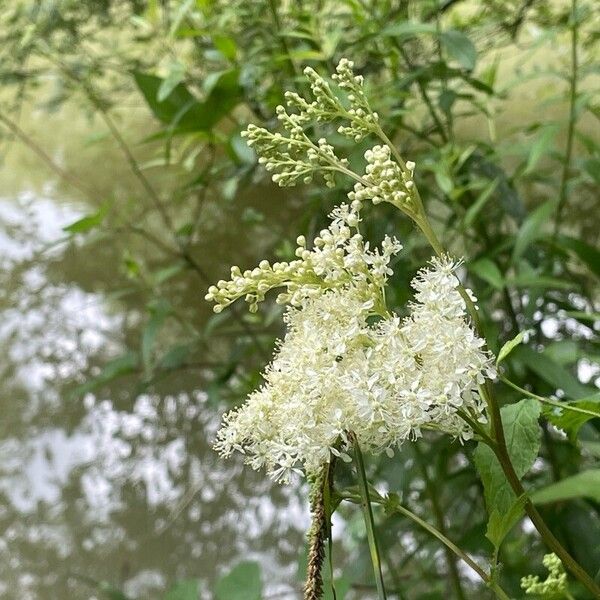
1,0,599,598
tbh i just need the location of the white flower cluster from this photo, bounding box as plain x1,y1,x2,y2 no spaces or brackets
205,201,401,314
349,145,416,211
521,554,568,597
213,257,494,483
331,58,379,142
241,58,422,219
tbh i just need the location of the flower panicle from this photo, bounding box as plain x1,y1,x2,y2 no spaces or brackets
521,553,568,597
240,58,420,216
205,200,402,314
213,256,494,484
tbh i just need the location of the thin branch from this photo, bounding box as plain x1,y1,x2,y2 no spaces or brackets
350,433,389,600
414,444,466,600
554,0,579,237
0,111,95,202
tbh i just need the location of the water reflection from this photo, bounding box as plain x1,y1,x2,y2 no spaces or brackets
0,182,308,598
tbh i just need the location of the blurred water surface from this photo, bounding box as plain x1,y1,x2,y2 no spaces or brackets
0,105,309,599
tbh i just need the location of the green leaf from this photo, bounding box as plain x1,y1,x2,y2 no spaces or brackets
470,258,504,290
463,177,499,228
381,21,437,39
440,30,477,70
169,0,195,37
524,125,558,174
159,343,193,370
157,61,186,102
515,345,593,399
133,69,241,133
213,35,237,60
507,274,575,290
543,340,579,366
486,495,526,550
63,204,108,234
474,399,541,518
142,299,172,378
543,397,600,441
151,262,186,285
558,235,600,279
214,562,262,600
512,199,556,262
496,330,528,365
164,579,199,600
531,470,600,504
70,575,132,600
563,311,600,323
71,352,139,397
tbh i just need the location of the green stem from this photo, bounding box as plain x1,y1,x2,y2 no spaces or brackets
501,375,599,419
350,433,388,600
389,503,511,600
553,0,579,238
398,177,600,597
413,445,466,600
323,460,337,600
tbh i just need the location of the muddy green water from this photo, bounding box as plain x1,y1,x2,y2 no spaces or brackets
0,105,311,600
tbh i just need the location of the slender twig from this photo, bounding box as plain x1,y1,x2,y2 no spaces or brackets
387,503,511,600
500,375,599,419
397,155,600,597
395,45,449,144
553,0,579,238
350,433,388,600
414,444,466,600
0,111,95,202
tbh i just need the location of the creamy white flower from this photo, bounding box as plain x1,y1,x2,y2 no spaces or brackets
205,201,401,314
213,257,494,483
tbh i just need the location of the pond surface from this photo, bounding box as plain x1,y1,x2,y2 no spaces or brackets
0,105,312,600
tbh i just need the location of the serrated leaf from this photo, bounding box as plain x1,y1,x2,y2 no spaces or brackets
164,579,199,600
474,399,541,520
496,330,528,365
214,562,261,600
441,30,477,70
531,470,600,504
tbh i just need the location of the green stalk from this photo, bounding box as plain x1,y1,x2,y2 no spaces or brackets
389,503,511,600
351,433,388,600
323,460,337,600
500,375,599,419
553,0,579,238
413,445,466,600
387,160,600,597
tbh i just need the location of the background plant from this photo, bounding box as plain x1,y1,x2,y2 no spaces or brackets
0,0,599,598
